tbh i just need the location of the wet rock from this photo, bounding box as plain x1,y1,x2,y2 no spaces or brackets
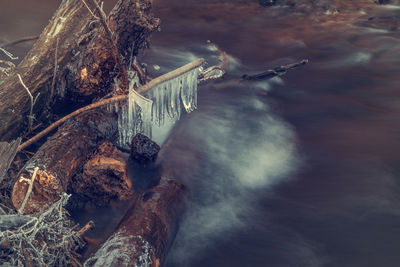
129,134,160,166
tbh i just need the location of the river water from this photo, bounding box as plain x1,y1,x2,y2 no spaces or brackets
2,1,400,267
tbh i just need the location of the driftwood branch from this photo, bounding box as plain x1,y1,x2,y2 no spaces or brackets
242,59,309,80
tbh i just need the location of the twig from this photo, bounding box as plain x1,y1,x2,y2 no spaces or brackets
86,0,129,92
199,40,228,81
79,0,99,19
131,61,146,85
1,35,39,48
0,47,18,60
242,59,309,80
51,38,59,100
18,167,39,215
17,74,34,132
0,60,16,77
75,221,95,238
18,58,204,151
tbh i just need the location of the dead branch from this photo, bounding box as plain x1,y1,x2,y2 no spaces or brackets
0,47,18,60
0,35,39,48
76,221,95,238
17,167,39,215
242,59,309,80
0,194,86,266
17,74,34,132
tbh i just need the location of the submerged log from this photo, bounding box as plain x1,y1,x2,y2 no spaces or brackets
0,0,159,142
83,135,187,267
83,177,187,267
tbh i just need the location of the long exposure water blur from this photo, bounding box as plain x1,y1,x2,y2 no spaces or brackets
2,1,400,266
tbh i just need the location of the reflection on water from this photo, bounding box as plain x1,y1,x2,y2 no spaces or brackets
3,0,400,266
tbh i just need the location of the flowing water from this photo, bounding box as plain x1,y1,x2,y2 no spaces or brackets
2,1,400,267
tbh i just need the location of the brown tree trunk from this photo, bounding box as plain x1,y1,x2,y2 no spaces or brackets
11,109,119,214
83,177,187,267
0,0,159,142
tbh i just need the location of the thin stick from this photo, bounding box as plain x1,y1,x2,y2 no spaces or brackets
17,74,34,132
79,0,99,19
1,35,39,48
241,59,309,80
131,61,146,85
75,221,95,238
0,47,18,60
18,58,204,151
87,0,129,91
18,167,39,215
50,38,59,100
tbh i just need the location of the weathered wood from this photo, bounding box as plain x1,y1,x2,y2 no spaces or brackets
83,178,187,267
0,138,21,182
71,141,133,204
12,110,118,214
0,0,159,142
83,136,187,267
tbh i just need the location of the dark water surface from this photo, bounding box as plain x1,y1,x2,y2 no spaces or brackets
2,1,400,267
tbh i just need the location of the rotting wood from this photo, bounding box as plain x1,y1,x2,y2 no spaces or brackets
71,141,134,204
12,110,118,214
83,136,187,266
17,58,205,152
0,0,159,142
84,178,187,267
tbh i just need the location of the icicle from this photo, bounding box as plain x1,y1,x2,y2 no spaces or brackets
180,67,200,112
146,66,201,128
112,60,202,149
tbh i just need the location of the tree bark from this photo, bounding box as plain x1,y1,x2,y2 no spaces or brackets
83,177,187,267
11,109,118,214
0,0,159,142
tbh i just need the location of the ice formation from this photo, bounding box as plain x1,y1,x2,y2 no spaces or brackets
112,66,201,149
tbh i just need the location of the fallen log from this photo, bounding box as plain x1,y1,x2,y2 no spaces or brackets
84,135,187,267
0,0,159,142
11,109,118,214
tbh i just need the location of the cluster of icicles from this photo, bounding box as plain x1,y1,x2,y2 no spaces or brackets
109,67,201,149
